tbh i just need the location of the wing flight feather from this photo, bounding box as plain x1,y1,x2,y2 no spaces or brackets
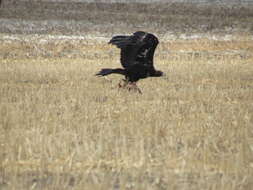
109,31,159,69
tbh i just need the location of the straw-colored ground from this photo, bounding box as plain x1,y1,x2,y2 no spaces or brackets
1,35,253,189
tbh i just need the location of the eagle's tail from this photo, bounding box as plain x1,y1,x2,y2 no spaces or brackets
95,68,125,76
108,35,132,48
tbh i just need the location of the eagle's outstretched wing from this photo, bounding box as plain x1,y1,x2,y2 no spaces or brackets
108,31,159,69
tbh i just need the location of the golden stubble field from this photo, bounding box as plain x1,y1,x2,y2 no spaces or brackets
0,35,253,189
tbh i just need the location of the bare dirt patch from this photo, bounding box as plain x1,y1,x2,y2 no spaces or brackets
1,1,253,35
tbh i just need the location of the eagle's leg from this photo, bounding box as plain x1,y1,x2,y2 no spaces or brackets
118,79,128,88
127,82,142,94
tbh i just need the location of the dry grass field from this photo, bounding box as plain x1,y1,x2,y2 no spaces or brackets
0,34,253,189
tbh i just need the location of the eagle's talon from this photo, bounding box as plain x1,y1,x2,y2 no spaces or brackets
118,79,128,88
125,82,142,94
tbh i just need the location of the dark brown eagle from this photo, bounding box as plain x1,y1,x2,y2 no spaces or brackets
96,31,164,93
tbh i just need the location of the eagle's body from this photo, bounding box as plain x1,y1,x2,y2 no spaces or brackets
96,31,163,93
